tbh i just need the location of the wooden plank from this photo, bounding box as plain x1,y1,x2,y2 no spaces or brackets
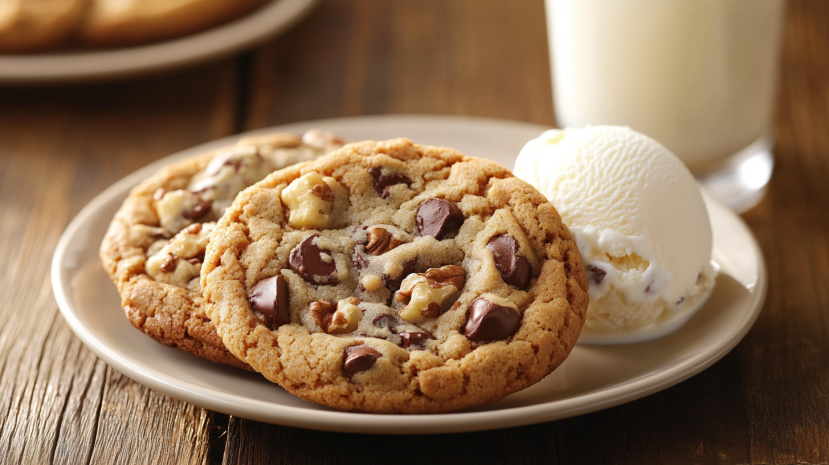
223,415,559,465
244,0,555,130
553,351,751,464
88,369,213,465
0,62,238,464
738,1,829,463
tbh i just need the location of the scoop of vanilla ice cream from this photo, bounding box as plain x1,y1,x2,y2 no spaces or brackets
514,126,717,336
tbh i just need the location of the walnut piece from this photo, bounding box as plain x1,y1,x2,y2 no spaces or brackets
328,298,363,334
396,265,466,323
421,265,466,289
281,171,338,229
365,227,402,256
145,222,215,286
309,298,362,334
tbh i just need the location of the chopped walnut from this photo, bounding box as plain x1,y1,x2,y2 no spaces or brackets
281,171,339,229
365,227,403,256
309,298,362,334
396,265,466,323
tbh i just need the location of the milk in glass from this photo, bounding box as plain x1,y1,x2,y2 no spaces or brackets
547,0,784,166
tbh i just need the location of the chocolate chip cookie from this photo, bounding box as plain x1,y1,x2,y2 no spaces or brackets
201,138,589,412
99,131,343,369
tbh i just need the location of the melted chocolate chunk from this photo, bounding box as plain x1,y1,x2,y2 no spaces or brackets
352,252,369,271
398,331,435,349
343,345,382,377
382,257,418,291
372,314,397,330
487,234,531,289
289,235,338,284
416,198,464,240
368,167,412,199
586,264,606,285
463,297,521,342
248,275,291,330
182,197,212,220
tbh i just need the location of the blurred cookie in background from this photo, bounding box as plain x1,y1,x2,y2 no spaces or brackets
0,0,270,52
80,0,269,47
0,0,87,52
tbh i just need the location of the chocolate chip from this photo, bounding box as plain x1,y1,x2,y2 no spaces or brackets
372,314,397,330
289,235,338,284
416,198,464,240
343,345,382,377
352,252,369,271
368,167,412,199
487,234,531,289
182,197,212,220
463,297,521,342
398,331,435,349
382,257,417,291
248,275,291,330
586,264,606,285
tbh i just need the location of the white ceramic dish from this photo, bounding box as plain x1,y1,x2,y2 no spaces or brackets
52,115,766,434
0,0,317,83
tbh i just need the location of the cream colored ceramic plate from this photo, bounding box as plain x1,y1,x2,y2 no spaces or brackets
0,0,317,83
52,115,766,434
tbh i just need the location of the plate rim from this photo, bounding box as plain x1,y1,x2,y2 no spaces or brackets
51,114,767,434
0,0,318,83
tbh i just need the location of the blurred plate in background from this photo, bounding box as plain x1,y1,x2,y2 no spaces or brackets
0,0,317,84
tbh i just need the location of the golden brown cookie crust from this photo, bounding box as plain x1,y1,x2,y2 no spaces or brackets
202,138,589,412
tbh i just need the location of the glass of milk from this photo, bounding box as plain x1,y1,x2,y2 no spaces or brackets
546,0,785,212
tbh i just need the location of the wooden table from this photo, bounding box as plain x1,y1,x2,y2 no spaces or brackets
1,0,827,463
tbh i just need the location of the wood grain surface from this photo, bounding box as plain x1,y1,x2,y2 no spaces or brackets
0,0,827,464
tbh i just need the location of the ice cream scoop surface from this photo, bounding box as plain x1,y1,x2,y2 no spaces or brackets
514,126,717,341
